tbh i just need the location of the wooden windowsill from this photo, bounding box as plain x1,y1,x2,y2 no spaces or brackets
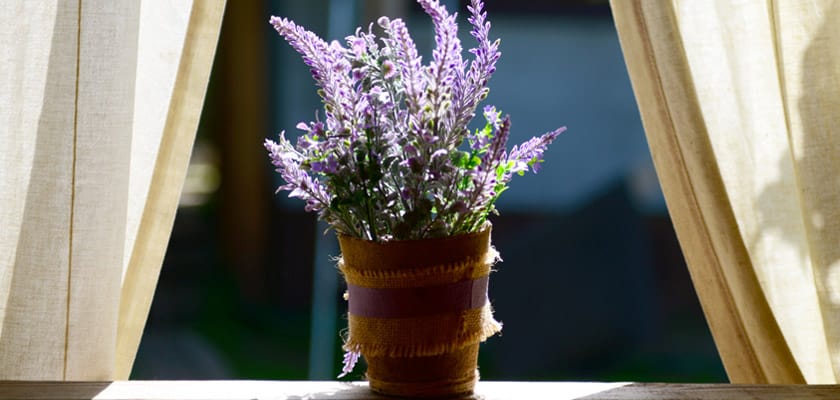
1,380,838,399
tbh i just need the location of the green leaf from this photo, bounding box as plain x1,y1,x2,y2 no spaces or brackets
467,154,482,169
451,151,468,168
481,123,493,137
495,164,507,180
458,175,472,191
494,184,508,197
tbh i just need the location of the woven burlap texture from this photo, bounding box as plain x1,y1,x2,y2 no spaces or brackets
338,228,502,358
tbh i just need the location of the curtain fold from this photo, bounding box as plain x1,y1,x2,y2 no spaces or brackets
0,0,224,380
611,0,840,383
115,0,226,379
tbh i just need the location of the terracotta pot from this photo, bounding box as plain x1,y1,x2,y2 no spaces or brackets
337,227,502,398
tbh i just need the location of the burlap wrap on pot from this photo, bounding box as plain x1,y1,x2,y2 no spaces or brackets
338,227,502,398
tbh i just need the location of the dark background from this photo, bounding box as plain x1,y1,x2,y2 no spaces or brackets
130,0,727,382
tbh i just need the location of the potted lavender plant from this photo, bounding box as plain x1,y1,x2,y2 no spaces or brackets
266,0,565,397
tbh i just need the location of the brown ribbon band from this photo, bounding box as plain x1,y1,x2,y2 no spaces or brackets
347,276,489,318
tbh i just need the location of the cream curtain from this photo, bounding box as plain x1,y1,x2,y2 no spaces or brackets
611,0,840,384
0,0,224,380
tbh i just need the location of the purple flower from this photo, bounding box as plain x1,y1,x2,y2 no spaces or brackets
381,60,396,79
267,0,565,241
509,126,567,174
481,116,510,171
449,0,501,141
337,350,361,379
351,68,365,82
264,134,330,213
350,36,366,58
417,0,464,138
483,105,501,128
270,16,357,139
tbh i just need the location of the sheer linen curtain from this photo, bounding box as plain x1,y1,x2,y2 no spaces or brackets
611,0,840,384
0,0,224,380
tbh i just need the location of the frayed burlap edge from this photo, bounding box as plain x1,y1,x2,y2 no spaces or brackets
338,249,499,288
343,304,502,358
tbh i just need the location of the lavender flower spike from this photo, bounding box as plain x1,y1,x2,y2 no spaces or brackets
269,17,332,90
337,349,361,379
270,16,356,137
482,115,511,170
417,0,464,137
452,0,501,140
379,17,425,116
508,126,568,174
264,134,330,212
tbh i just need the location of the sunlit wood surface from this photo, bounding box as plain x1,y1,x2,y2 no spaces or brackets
2,381,840,399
